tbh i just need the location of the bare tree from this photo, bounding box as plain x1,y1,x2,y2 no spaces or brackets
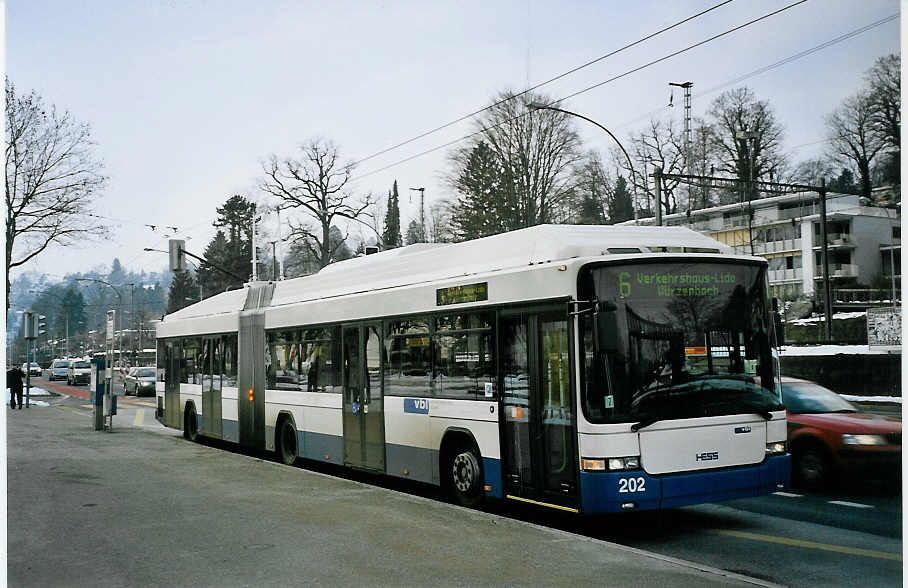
706,87,787,204
620,118,685,216
5,79,107,312
427,201,454,243
448,90,581,233
866,54,900,151
826,93,884,197
260,138,371,270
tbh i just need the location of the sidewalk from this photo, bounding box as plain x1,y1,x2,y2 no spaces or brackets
7,401,776,587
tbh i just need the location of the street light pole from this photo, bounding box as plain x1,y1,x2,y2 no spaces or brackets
527,103,644,224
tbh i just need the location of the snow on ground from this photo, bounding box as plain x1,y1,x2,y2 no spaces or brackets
789,311,867,325
781,344,899,356
6,387,52,407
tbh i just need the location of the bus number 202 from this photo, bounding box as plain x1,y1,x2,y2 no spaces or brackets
618,477,646,493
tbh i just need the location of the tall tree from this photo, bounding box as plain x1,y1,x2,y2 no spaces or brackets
166,270,198,314
705,87,787,204
607,175,634,224
826,93,884,198
5,79,107,312
381,180,402,249
865,54,900,189
621,118,685,215
572,151,610,225
197,195,254,295
261,137,370,270
447,90,581,236
448,141,509,240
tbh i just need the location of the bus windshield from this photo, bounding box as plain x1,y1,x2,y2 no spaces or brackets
579,260,782,425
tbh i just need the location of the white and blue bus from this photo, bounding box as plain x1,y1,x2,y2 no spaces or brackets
155,224,790,513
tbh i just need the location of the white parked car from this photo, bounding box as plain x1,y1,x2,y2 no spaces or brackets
67,359,92,386
21,362,42,377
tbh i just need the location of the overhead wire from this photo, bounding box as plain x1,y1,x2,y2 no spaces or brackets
346,0,737,170
350,0,809,183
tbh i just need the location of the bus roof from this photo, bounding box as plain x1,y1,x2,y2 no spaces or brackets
161,224,731,327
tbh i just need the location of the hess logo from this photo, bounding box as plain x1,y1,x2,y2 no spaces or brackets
695,451,719,462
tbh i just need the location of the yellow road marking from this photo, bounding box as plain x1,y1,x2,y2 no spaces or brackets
134,409,144,427
712,529,901,562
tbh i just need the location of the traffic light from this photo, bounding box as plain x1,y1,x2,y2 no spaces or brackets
169,239,186,272
37,315,46,337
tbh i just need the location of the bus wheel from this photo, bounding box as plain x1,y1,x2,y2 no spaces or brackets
277,419,298,465
447,444,483,507
183,405,199,442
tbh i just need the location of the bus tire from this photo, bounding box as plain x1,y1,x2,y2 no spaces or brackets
445,441,483,507
183,404,199,442
277,418,298,466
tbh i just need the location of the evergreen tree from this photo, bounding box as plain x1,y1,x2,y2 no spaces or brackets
405,219,425,245
166,270,198,314
449,141,509,240
283,226,352,278
198,195,254,296
829,168,858,194
381,180,402,249
607,176,634,224
109,258,126,284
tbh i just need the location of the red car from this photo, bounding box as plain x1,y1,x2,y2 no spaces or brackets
782,377,901,489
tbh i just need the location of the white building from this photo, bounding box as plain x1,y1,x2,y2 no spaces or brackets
627,191,900,301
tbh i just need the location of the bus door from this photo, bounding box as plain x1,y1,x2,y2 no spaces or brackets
164,340,182,429
342,324,385,472
238,310,266,450
500,310,578,509
202,337,223,438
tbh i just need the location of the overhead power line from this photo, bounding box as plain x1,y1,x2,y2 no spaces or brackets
347,0,736,169
350,0,808,183
591,12,900,138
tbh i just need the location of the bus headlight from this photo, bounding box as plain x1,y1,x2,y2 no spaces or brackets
765,441,787,455
842,434,886,446
579,456,640,471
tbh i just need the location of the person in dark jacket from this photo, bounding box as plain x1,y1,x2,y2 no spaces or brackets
7,365,24,409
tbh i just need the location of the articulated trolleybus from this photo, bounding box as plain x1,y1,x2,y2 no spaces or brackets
156,224,789,513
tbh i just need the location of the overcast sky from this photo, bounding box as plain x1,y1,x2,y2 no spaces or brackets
7,0,901,282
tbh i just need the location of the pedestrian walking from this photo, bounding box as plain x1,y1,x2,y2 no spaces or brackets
7,364,25,410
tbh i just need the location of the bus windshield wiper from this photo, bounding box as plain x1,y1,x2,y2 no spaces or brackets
630,414,663,432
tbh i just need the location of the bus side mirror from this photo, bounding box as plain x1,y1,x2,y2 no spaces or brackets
771,297,785,347
595,299,619,354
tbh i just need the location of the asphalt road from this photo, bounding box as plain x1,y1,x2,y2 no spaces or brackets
19,378,904,587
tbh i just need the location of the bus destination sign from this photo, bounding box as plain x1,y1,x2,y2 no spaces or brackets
436,282,488,306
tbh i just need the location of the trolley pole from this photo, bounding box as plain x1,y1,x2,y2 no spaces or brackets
818,177,833,342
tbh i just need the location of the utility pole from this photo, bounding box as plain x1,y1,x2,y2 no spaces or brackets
652,167,663,226
818,177,833,342
269,241,279,281
670,82,693,215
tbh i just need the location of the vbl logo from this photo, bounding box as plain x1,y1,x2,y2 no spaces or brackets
404,398,429,414
695,451,719,462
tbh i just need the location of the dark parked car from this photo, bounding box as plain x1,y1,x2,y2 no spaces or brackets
124,367,157,396
782,377,901,489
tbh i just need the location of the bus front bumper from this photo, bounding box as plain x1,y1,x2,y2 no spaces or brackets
579,454,791,514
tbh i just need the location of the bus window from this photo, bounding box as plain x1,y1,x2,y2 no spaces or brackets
267,329,300,390
223,334,238,388
433,313,494,399
384,318,431,397
181,338,200,384
301,327,339,393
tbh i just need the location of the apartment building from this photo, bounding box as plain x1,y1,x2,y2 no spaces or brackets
627,191,900,300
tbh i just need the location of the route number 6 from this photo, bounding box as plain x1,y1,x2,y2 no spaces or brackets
618,476,646,493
